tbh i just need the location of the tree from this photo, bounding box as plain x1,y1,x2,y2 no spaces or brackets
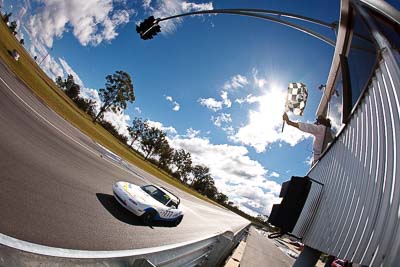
173,149,192,183
66,83,80,100
74,98,96,118
216,192,229,204
192,165,212,192
127,117,148,148
157,141,174,169
64,74,75,91
93,70,135,122
203,181,218,199
140,126,166,160
191,164,218,199
55,76,64,88
57,74,80,100
54,75,95,117
99,120,128,144
2,12,12,24
9,20,17,34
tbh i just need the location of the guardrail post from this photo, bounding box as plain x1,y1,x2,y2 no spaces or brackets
202,231,234,267
132,258,156,267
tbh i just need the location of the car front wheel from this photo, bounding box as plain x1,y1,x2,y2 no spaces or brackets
173,215,183,226
142,210,156,225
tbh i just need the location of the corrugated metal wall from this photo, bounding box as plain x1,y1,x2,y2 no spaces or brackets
293,47,400,266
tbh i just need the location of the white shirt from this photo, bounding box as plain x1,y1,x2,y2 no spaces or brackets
298,122,328,163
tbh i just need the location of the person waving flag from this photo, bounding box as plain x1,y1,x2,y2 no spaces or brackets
282,82,308,132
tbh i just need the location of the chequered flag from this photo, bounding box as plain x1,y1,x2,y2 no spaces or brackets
285,82,308,116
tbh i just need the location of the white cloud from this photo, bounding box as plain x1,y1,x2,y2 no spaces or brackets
328,101,343,133
80,87,102,113
220,90,231,108
233,184,281,215
170,137,265,182
198,74,249,113
22,0,132,84
169,135,282,215
230,83,311,153
103,9,130,41
26,0,131,48
198,91,232,112
222,125,234,135
145,0,213,34
270,171,280,178
103,109,131,137
147,120,177,135
59,58,83,86
252,68,267,89
304,155,313,167
186,128,200,138
198,71,312,153
181,2,213,12
235,94,257,105
212,113,232,127
165,95,180,111
16,6,28,23
223,74,248,91
135,107,142,114
29,44,64,80
198,97,223,112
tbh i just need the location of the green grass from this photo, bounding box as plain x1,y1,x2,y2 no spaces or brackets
0,19,220,206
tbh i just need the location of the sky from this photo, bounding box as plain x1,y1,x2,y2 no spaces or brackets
1,0,354,216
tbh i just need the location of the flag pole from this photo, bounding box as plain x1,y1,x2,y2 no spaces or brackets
281,120,285,132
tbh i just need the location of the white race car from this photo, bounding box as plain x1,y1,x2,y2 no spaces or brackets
113,181,183,226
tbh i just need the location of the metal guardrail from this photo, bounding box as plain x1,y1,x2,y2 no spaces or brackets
0,225,250,267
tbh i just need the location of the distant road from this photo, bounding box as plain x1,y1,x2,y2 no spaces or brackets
0,60,248,251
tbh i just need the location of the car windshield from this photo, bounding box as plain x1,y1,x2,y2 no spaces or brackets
166,199,179,208
141,185,170,205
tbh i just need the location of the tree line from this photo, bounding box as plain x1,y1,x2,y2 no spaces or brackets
127,117,229,203
54,71,275,227
55,71,132,144
54,71,227,204
1,12,25,44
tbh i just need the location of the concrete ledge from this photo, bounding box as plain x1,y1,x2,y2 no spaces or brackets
224,239,247,267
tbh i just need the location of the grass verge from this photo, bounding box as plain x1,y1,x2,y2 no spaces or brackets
0,19,220,207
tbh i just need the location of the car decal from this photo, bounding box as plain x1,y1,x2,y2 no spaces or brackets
160,210,177,218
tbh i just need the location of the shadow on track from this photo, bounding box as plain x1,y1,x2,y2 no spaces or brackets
96,193,174,228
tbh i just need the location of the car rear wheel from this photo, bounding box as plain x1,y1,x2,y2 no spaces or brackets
142,210,156,225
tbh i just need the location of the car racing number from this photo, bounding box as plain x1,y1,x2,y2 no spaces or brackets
160,209,175,218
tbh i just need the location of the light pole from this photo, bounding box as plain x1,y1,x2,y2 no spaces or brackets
39,47,53,66
136,8,337,46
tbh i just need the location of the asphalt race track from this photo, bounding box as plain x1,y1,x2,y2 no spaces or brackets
0,60,249,251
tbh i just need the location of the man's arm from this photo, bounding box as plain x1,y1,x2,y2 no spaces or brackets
283,112,299,129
